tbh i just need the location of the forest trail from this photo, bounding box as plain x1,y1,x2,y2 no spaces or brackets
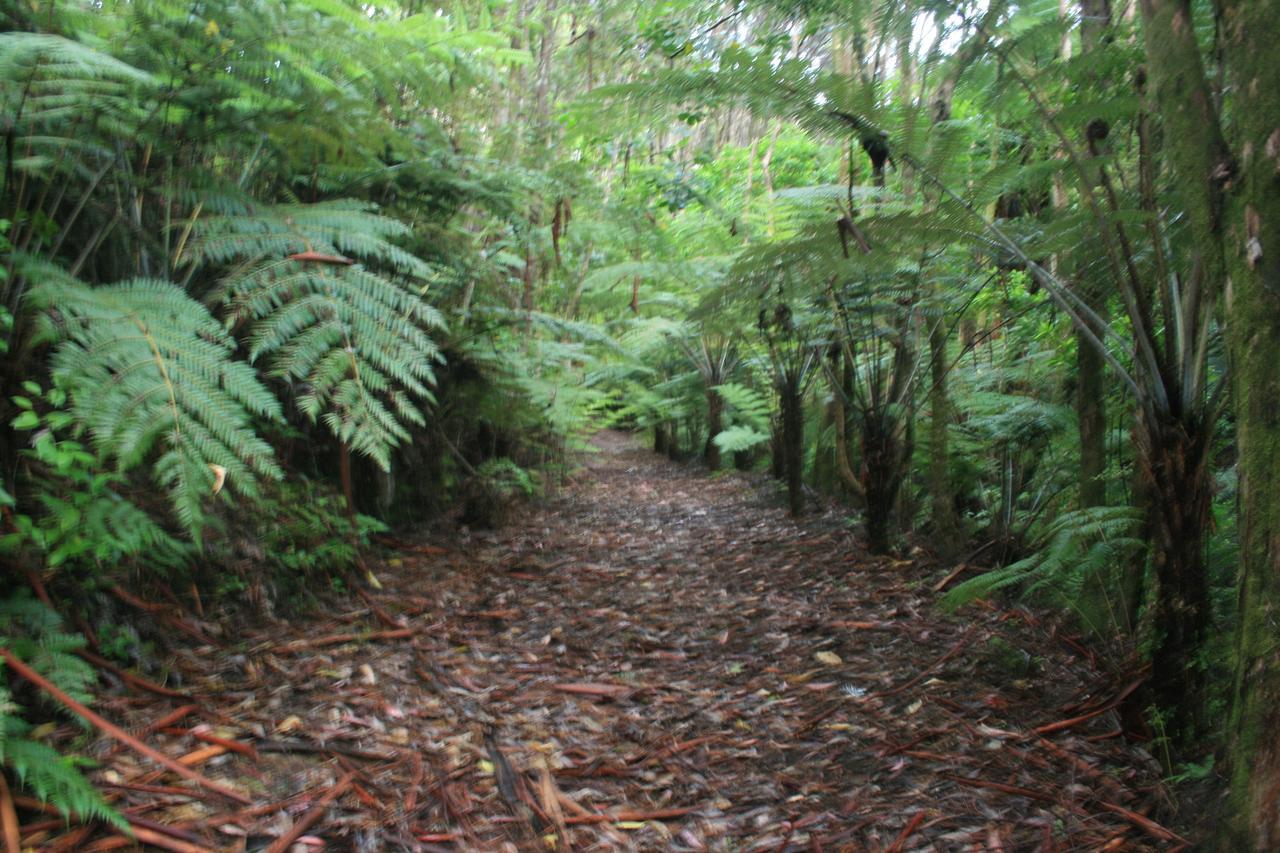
80,432,1189,851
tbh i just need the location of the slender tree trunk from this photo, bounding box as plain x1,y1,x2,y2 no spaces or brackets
829,354,865,503
1076,320,1109,506
653,423,668,456
704,388,724,470
1075,0,1112,511
928,318,961,555
665,419,681,461
770,419,785,480
862,414,896,552
780,379,804,516
1220,0,1280,845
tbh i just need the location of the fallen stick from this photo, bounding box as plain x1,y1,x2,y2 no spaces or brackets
108,587,215,645
885,810,926,853
0,774,20,853
357,587,403,629
265,771,355,853
163,728,258,761
537,759,570,853
404,751,424,816
177,744,228,767
1096,802,1190,845
873,633,975,698
552,682,634,699
268,626,416,654
103,703,200,762
125,816,209,847
943,774,1057,805
256,738,396,762
0,649,250,805
78,650,192,699
97,824,212,853
563,807,697,825
1033,675,1145,735
554,788,628,846
930,563,972,592
49,826,96,852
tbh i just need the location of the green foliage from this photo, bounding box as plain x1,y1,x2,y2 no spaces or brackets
201,201,446,470
475,457,538,499
942,505,1146,619
712,382,772,454
34,277,283,533
226,478,386,590
0,593,126,830
3,383,192,573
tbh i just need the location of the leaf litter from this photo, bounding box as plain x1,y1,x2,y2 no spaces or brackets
24,431,1193,850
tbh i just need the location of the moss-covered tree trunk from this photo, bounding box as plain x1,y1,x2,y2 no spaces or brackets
1140,0,1280,840
1220,0,1280,845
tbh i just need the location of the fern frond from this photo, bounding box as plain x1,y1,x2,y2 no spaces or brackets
942,505,1145,611
1,737,127,830
35,278,283,532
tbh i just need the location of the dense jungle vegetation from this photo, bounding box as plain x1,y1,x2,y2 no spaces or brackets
1,0,1279,847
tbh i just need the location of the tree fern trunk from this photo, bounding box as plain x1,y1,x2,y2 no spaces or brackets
781,379,804,516
1134,408,1213,745
862,413,901,553
704,387,724,470
653,423,668,456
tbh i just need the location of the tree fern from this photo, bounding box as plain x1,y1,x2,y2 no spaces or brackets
711,381,773,454
942,505,1146,614
34,275,283,532
196,201,445,469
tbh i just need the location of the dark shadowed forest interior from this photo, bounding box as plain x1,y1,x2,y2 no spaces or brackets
1,0,1279,849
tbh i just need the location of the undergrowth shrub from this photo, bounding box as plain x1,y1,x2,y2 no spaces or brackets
207,478,387,615
0,591,125,830
460,457,539,529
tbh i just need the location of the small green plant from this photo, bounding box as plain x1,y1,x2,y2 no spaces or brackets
475,457,537,498
460,457,539,528
1166,754,1215,785
3,383,191,576
0,592,126,830
215,478,387,607
941,505,1145,628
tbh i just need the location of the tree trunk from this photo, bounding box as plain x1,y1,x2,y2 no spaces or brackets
780,379,805,517
861,413,896,553
1075,0,1112,512
770,420,785,480
1220,0,1280,845
1134,408,1213,744
653,423,668,456
665,420,681,461
1076,322,1108,508
928,317,961,555
704,387,724,470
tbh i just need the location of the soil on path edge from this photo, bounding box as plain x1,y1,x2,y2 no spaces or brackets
67,430,1190,851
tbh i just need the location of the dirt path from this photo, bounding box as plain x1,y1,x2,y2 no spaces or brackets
78,431,1188,851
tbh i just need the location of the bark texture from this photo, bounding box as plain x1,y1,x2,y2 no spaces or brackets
1220,0,1280,845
